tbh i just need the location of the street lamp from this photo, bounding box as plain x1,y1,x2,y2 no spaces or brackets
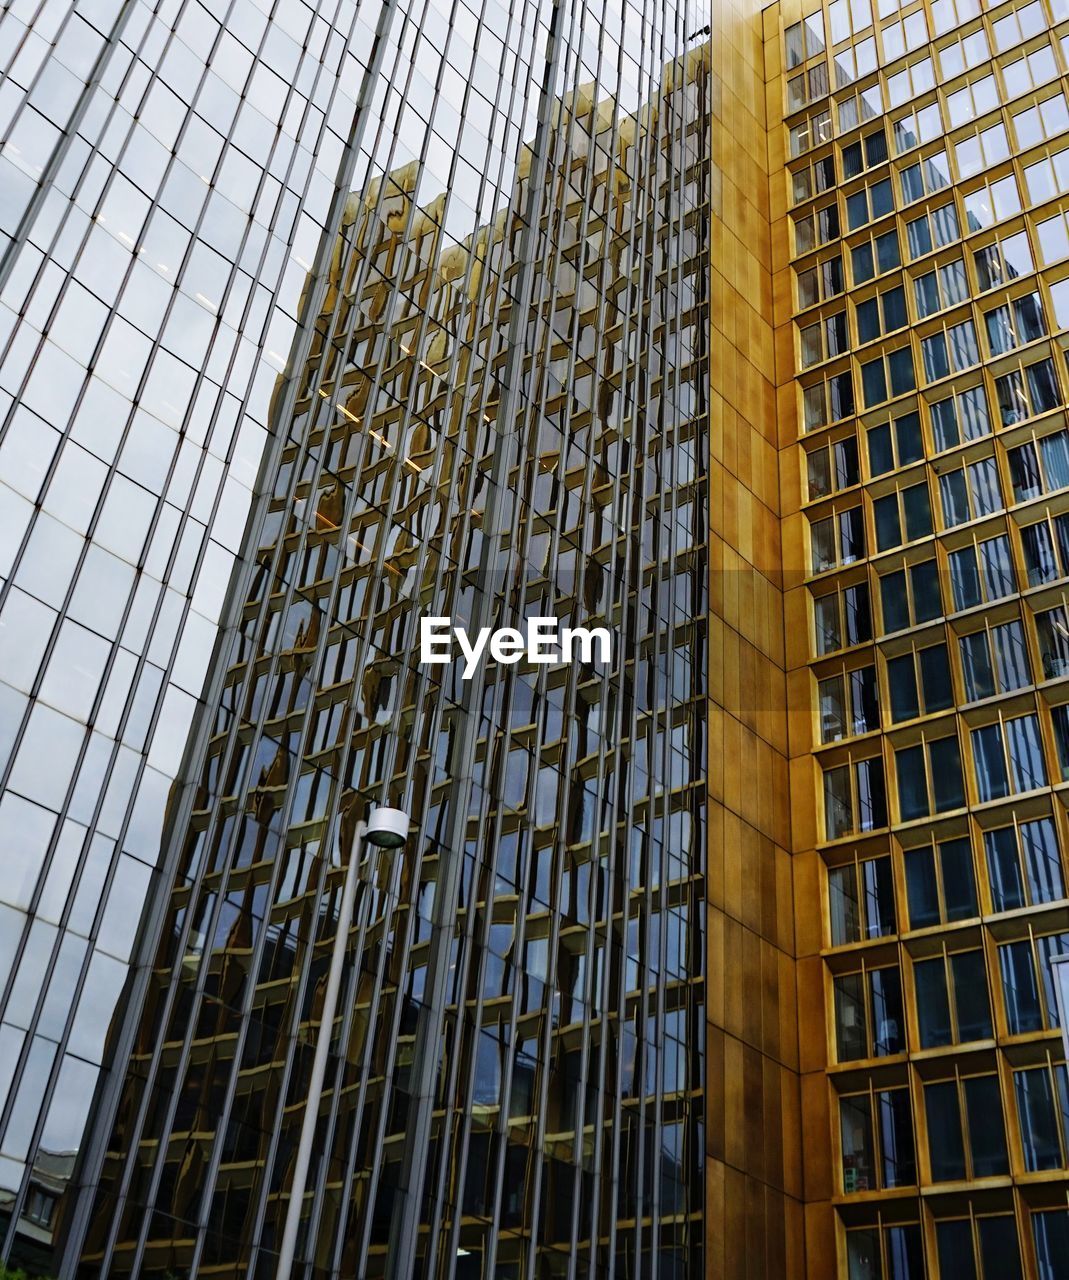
277,805,410,1279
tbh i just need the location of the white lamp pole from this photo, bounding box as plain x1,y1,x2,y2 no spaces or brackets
277,805,410,1279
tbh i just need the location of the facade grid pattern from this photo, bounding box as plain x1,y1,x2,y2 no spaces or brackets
778,0,1069,1272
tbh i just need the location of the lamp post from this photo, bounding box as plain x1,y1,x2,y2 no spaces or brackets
277,805,410,1279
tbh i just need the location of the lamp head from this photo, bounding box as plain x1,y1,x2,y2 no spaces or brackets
366,806,410,849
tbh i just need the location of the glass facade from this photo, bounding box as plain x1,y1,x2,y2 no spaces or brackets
0,0,382,1269
11,0,715,1276
10,0,1069,1269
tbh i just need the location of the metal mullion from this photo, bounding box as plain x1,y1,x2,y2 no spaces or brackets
322,72,539,1256
622,8,672,1269
482,27,629,1276
595,24,671,1274
576,44,648,1276
549,26,638,1277
383,0,570,1269
648,33,697,1270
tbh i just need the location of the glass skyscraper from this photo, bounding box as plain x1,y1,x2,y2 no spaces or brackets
69,1,711,1275
7,0,1069,1272
0,0,393,1270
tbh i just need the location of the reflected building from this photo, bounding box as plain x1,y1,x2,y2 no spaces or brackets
66,0,725,1276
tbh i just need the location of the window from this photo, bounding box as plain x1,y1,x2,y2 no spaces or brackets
1014,1061,1069,1171
796,253,845,307
1024,146,1069,206
948,534,1015,610
855,284,907,343
991,0,1046,53
842,130,890,180
1050,702,1069,778
1036,210,1069,265
834,965,905,1060
914,949,992,1047
984,292,1046,355
936,25,988,75
1037,603,1069,678
1008,429,1069,501
824,755,888,837
905,201,959,258
924,1074,1008,1181
886,643,952,721
1012,92,1069,149
814,580,872,654
794,201,840,254
792,153,837,204
962,175,1022,231
879,557,942,631
846,1225,925,1280
861,345,915,406
971,712,1048,801
807,434,860,498
900,150,951,205
998,928,1069,1033
810,506,864,571
868,410,923,475
974,232,1034,292
24,1187,56,1229
836,85,883,135
785,14,826,68
828,854,895,944
846,177,894,231
921,318,979,382
1033,1209,1069,1280
895,734,965,819
885,54,934,107
945,73,999,129
985,816,1065,910
1020,511,1069,585
913,256,968,316
787,61,831,112
800,310,848,366
832,36,878,88
881,10,929,62
934,1215,1022,1280
840,1087,915,1191
995,357,1062,424
959,620,1030,701
1003,44,1059,98
851,227,901,283
892,102,942,153
955,123,1011,181
904,836,977,927
874,480,932,550
938,456,1003,528
929,384,991,450
819,666,879,742
828,0,872,45
803,369,855,430
790,108,833,157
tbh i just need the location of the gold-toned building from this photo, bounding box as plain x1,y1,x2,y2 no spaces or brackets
768,0,1069,1271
